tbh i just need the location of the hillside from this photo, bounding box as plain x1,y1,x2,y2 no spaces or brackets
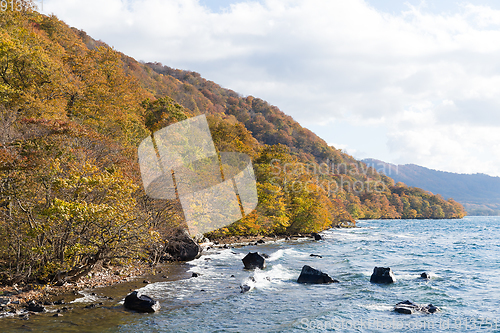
363,159,500,216
0,3,465,284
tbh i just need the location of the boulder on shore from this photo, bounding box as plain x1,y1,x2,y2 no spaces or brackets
394,300,439,314
370,267,396,284
124,291,160,313
26,301,46,313
165,228,201,261
297,265,339,284
242,252,266,270
311,233,322,240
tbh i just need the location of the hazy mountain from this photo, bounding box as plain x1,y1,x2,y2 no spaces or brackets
363,159,500,215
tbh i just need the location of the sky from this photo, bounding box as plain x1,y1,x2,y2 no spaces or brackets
38,0,500,177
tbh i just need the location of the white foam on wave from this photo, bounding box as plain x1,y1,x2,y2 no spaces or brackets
138,280,196,300
187,248,242,276
362,304,393,311
396,273,426,280
242,264,296,291
267,248,303,261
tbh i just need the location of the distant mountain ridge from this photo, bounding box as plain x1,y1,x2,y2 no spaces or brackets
363,159,500,215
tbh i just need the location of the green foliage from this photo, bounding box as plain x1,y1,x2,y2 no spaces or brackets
142,96,188,132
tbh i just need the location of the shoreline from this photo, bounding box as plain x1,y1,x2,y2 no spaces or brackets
0,232,320,320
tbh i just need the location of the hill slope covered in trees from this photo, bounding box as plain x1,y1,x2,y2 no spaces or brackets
363,159,500,216
0,3,465,283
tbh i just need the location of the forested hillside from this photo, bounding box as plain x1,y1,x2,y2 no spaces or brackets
363,159,500,216
0,3,465,283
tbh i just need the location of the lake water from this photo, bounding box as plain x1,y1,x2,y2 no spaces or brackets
3,216,500,332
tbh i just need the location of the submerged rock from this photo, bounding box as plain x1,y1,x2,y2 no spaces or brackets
124,291,160,313
242,252,266,270
370,267,396,284
240,285,251,293
297,265,339,284
420,272,430,279
394,300,439,314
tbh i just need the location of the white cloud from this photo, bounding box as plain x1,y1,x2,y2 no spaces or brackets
41,0,500,176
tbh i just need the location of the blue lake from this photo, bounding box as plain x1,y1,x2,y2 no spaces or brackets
121,216,500,332
3,216,500,332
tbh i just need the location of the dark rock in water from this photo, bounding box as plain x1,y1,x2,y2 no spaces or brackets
311,233,322,240
26,301,45,313
310,254,323,258
143,280,150,284
43,301,53,306
165,228,201,262
223,244,229,249
53,313,63,317
370,267,396,284
260,253,270,259
242,252,266,270
162,275,167,279
124,291,160,313
230,275,235,278
297,265,339,284
257,239,265,244
394,300,439,314
420,272,430,279
285,236,290,241
84,304,97,309
240,285,251,293
53,300,65,305
192,272,200,277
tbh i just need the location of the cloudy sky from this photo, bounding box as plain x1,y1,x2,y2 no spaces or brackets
39,0,500,176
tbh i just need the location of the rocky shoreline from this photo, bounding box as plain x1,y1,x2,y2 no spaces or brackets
0,262,151,315
0,233,317,320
